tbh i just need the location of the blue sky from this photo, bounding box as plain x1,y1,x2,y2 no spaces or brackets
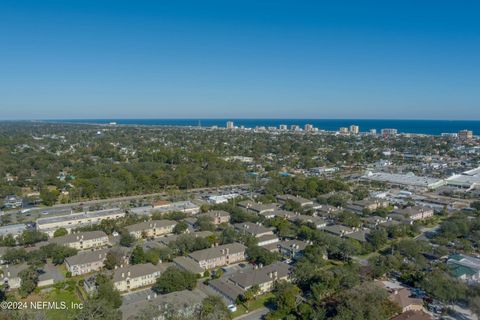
1,1,479,120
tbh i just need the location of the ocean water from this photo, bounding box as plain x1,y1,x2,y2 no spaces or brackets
53,119,479,136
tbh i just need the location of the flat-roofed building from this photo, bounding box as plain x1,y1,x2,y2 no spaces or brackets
126,220,177,239
448,253,480,283
51,231,109,250
188,243,246,270
3,195,23,209
153,201,200,215
0,223,27,238
362,172,445,190
36,208,125,237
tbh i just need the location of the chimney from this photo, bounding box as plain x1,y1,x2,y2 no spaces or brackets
121,272,125,278
226,248,229,255
127,271,130,277
269,272,273,279
274,271,278,278
147,295,151,300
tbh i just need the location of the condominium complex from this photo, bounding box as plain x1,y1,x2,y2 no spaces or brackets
350,125,360,134
65,248,109,276
113,263,162,292
50,231,110,250
188,243,246,270
126,220,177,239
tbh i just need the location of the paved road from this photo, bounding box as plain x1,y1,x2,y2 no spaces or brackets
233,307,270,320
1,183,250,224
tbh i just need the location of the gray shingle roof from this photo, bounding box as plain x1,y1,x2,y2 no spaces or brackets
189,243,246,262
229,262,291,289
51,230,108,244
65,248,109,266
125,220,177,233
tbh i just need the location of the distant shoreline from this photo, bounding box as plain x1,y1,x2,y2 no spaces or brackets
31,118,479,136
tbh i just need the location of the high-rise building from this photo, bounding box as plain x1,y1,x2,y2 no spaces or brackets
304,124,314,132
349,125,359,134
369,129,377,135
291,125,300,131
458,129,473,140
381,128,398,136
226,121,234,129
279,124,288,130
339,127,349,134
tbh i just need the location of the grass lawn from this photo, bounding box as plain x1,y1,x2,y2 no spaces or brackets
10,283,83,320
44,287,83,320
231,292,274,318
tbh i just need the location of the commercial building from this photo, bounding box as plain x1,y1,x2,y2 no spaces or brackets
445,167,480,190
155,201,199,214
36,208,125,237
448,254,480,283
3,195,23,209
362,172,445,190
350,125,360,134
226,121,234,129
0,223,27,238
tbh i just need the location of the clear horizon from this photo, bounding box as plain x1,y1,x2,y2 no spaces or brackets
3,117,480,121
1,1,479,119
